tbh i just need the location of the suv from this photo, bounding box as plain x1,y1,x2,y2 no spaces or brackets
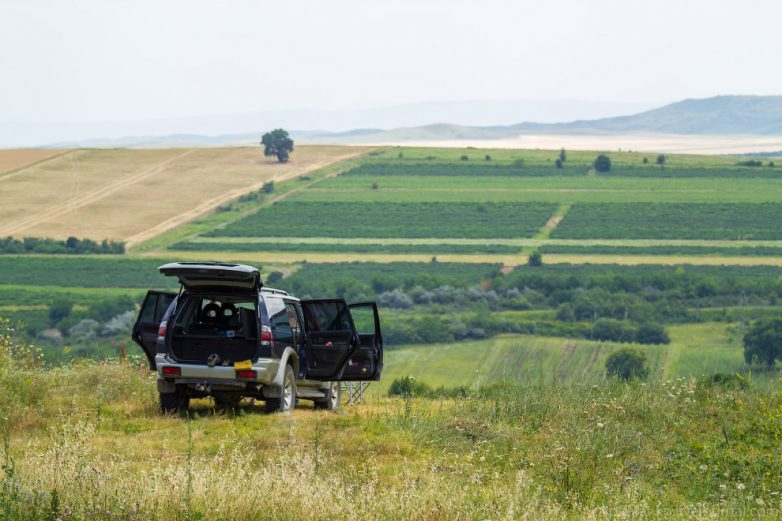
132,262,383,414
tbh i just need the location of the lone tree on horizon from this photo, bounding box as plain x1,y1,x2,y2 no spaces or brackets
261,129,294,163
594,154,611,173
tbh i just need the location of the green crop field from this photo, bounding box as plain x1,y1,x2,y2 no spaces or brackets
142,145,782,266
206,201,558,239
552,203,782,240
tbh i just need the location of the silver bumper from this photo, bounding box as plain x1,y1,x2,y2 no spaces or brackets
154,354,279,385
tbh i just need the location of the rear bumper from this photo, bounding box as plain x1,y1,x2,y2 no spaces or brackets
155,354,279,385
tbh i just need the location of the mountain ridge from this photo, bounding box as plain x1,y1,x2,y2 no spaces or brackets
37,95,782,148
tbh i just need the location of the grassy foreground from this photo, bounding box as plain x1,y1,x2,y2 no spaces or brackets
1,327,781,520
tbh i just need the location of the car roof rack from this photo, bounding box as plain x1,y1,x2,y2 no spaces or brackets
261,287,290,296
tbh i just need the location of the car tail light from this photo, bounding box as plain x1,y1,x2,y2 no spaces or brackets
161,366,180,377
236,370,257,379
260,325,274,348
158,320,168,338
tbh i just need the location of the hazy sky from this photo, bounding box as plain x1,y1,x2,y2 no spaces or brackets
1,0,780,131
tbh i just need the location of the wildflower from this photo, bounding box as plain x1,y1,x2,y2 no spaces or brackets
699,464,708,472
756,498,765,506
597,422,605,429
606,453,614,459
737,483,745,491
719,484,726,490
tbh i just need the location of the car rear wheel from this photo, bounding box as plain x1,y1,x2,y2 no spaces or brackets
314,381,341,411
265,364,296,413
160,391,189,415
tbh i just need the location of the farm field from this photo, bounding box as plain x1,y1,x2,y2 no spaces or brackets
0,148,69,175
0,145,364,243
142,145,782,267
374,321,774,393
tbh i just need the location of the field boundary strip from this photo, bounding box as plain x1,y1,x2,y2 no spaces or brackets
125,148,370,248
0,150,195,237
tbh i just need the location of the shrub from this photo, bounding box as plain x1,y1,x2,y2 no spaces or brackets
484,155,491,161
594,154,611,173
743,317,782,365
642,157,649,164
555,158,563,168
460,155,469,161
387,376,431,397
736,159,763,167
371,181,379,190
698,372,749,390
635,323,670,344
261,181,275,193
266,271,284,285
605,347,648,381
48,299,73,325
527,251,543,267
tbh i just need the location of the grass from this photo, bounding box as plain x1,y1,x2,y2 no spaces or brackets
1,324,780,519
376,323,780,393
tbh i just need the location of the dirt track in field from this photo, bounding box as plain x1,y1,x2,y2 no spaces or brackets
0,146,365,242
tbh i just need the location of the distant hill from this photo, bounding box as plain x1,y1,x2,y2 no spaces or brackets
508,95,782,135
298,96,782,144
39,95,782,148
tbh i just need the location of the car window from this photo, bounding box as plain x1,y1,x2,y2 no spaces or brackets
304,301,353,332
139,294,156,322
349,305,375,336
268,297,293,344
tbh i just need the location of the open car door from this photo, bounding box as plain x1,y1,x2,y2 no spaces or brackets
300,299,359,380
132,290,177,370
342,302,383,381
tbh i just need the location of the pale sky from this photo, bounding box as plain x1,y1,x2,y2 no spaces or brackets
0,0,780,144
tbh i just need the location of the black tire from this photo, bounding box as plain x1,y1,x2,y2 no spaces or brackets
265,364,296,413
160,391,190,415
314,381,341,411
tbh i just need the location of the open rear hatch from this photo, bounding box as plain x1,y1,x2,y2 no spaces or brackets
158,262,262,289
158,262,263,365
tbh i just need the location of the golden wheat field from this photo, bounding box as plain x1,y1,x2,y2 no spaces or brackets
0,146,365,243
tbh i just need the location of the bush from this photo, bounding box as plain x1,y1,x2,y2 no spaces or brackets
593,318,636,343
594,154,612,173
460,155,469,161
605,347,648,381
48,299,73,325
266,271,284,285
736,159,763,167
261,181,275,193
387,376,431,397
743,317,782,365
484,155,491,161
635,323,670,344
371,181,379,190
698,372,749,390
555,158,563,168
527,251,543,267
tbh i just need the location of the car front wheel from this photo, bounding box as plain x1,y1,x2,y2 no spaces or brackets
314,381,341,411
